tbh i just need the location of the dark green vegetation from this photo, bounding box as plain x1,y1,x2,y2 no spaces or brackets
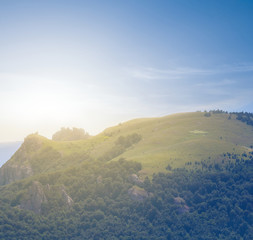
233,112,253,127
0,157,252,239
205,110,253,128
0,111,252,239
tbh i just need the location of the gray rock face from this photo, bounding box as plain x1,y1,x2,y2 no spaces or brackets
128,174,143,185
0,134,41,185
20,181,47,214
61,187,74,207
0,164,33,185
174,197,190,214
18,183,74,214
128,186,149,201
96,175,103,184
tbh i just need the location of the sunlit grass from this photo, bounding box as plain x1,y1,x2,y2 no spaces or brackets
9,112,253,179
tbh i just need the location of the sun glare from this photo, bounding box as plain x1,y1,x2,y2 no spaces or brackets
10,81,78,123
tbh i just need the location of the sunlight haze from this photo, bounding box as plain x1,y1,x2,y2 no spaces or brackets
1,0,253,141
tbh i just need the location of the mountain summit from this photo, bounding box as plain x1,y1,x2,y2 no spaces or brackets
1,111,252,185
0,111,252,239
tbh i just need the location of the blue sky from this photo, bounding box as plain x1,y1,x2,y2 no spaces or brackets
0,0,253,141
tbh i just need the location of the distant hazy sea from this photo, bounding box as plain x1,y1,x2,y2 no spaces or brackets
0,141,22,167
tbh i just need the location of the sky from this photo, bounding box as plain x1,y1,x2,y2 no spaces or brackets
0,0,253,141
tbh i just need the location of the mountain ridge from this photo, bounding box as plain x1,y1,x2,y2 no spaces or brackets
1,111,253,186
0,111,252,239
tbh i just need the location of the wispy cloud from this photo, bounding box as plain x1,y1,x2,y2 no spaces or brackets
128,63,253,80
222,63,253,73
129,67,212,80
195,79,236,87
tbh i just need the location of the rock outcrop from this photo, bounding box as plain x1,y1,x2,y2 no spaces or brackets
128,174,143,185
61,187,74,207
96,175,103,184
128,186,149,201
174,197,190,214
0,134,42,185
0,164,33,185
18,183,74,214
20,181,47,214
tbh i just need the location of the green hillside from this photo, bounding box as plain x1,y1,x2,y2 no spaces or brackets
1,111,253,185
0,111,253,239
101,111,253,175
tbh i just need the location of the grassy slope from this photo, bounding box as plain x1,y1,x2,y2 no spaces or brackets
99,112,253,176
5,112,253,178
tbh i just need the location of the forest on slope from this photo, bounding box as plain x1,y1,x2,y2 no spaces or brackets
0,156,252,239
0,111,252,239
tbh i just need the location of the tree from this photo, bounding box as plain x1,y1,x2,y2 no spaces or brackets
52,127,90,141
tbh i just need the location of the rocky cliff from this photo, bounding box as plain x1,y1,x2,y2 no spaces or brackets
0,134,40,185
19,182,74,214
128,185,150,201
20,181,48,214
61,186,74,208
0,164,33,185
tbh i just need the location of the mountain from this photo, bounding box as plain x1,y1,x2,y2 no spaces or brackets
1,111,252,185
0,111,252,239
0,141,22,167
